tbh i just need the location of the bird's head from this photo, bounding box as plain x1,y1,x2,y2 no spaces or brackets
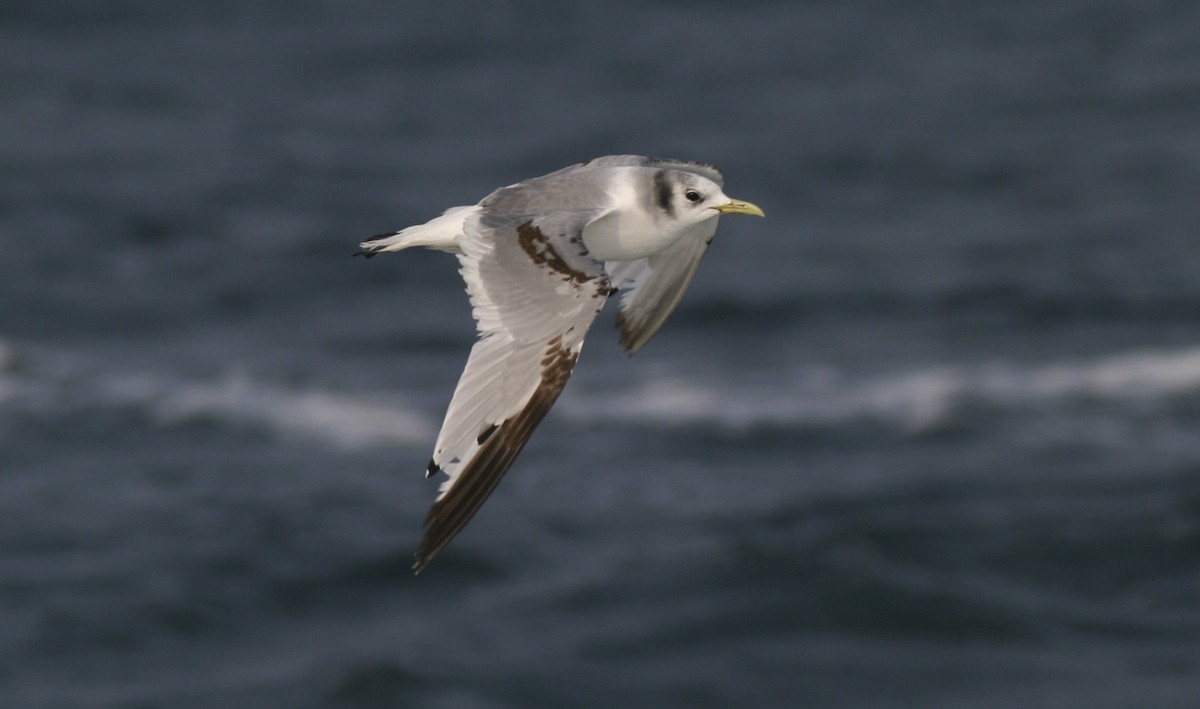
653,170,765,227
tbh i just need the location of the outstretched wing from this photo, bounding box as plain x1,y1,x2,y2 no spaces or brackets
416,209,612,573
605,217,719,354
540,155,725,187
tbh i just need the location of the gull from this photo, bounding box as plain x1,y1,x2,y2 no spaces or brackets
357,155,764,573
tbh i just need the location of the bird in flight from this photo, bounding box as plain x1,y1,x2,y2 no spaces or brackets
357,155,764,573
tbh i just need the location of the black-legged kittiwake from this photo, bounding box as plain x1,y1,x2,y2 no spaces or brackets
357,155,764,573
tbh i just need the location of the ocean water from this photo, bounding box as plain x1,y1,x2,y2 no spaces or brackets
3,1,1200,707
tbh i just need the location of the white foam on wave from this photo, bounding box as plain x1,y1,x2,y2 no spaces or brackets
101,372,435,448
0,339,434,449
7,336,1200,445
561,344,1200,433
1023,349,1200,400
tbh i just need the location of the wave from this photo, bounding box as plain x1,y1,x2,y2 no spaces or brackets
102,372,435,448
0,339,434,449
560,345,1200,434
6,336,1200,447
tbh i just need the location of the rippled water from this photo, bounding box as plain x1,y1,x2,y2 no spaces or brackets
3,1,1200,707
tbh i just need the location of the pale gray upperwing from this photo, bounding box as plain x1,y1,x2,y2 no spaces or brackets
533,155,725,188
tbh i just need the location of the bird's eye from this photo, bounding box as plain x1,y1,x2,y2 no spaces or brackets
684,189,702,203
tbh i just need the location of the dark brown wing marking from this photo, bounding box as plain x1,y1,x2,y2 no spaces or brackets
413,337,580,574
516,222,598,285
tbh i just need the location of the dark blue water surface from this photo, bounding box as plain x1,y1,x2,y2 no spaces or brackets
3,1,1200,707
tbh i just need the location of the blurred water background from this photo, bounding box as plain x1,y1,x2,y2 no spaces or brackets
3,1,1200,707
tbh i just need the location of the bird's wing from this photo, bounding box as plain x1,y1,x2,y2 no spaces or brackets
416,208,612,572
605,217,719,354
544,155,725,187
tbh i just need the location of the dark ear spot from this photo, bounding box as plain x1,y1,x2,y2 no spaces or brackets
653,169,674,216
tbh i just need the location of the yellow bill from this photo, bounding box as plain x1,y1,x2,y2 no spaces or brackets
715,199,765,217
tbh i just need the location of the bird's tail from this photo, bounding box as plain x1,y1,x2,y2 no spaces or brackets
355,205,475,257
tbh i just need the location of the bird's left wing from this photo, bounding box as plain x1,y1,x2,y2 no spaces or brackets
416,208,612,572
605,218,719,354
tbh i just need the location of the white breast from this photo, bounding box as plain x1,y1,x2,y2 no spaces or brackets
581,167,697,261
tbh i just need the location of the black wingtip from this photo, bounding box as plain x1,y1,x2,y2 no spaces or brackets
355,230,402,259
